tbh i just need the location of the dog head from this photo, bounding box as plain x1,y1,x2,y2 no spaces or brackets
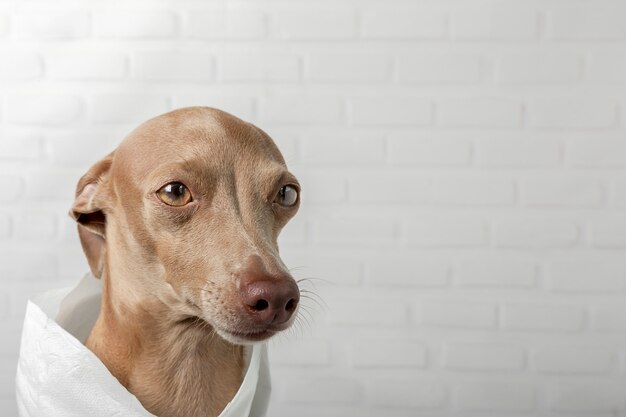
70,107,300,344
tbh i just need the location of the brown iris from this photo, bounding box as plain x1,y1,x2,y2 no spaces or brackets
157,182,192,206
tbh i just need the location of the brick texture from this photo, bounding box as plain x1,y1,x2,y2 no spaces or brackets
587,51,626,82
455,382,536,412
438,98,523,128
502,304,585,331
532,346,614,374
530,98,618,129
417,301,497,328
454,258,537,288
388,134,472,166
397,54,481,83
548,7,626,40
2,2,626,416
219,54,299,82
351,340,427,368
350,97,432,126
93,11,178,39
271,9,356,39
133,52,214,81
184,10,266,39
496,53,581,84
0,53,42,80
362,8,447,39
451,7,538,40
15,11,90,39
444,343,525,372
366,380,447,409
477,134,561,167
549,383,626,413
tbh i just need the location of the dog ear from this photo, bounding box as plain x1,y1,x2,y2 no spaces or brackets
69,152,115,279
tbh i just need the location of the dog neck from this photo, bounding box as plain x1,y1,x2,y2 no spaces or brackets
86,266,245,417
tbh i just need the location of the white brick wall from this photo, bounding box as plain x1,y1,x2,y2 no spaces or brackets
502,304,585,332
350,97,432,126
451,7,538,40
438,97,523,128
530,98,618,129
271,8,357,40
46,51,127,80
366,380,447,409
397,54,482,84
15,11,90,39
7,94,85,125
549,382,626,413
532,346,614,374
1,1,626,416
184,10,266,39
0,53,42,80
362,8,447,39
496,52,582,84
454,382,536,412
444,343,525,372
93,11,178,39
548,6,626,40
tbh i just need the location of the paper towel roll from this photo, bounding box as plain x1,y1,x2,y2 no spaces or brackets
15,274,270,417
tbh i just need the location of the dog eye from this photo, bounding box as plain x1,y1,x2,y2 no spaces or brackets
275,184,298,207
157,182,192,207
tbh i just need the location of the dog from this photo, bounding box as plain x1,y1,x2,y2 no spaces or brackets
69,107,301,417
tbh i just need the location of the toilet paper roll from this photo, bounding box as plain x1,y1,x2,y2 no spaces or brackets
15,273,270,417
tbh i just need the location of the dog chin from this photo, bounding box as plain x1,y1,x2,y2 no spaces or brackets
215,327,279,345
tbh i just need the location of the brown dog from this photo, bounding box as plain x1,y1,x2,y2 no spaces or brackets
69,107,301,417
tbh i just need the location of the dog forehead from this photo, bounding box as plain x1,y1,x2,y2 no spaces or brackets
112,107,285,179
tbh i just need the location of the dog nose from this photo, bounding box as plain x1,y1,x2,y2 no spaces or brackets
240,278,300,325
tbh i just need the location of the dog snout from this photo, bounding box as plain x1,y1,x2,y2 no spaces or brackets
239,275,300,326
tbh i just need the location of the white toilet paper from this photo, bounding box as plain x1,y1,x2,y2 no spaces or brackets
15,274,271,417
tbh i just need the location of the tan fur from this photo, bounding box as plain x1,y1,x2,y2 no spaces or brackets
70,107,300,417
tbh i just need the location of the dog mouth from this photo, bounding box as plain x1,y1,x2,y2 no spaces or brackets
215,318,298,344
182,297,295,344
178,314,282,344
218,328,278,343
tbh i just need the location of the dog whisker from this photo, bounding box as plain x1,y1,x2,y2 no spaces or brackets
297,306,314,324
296,276,331,286
293,314,312,337
300,293,327,312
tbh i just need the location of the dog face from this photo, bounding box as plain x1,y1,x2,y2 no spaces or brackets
70,107,300,344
